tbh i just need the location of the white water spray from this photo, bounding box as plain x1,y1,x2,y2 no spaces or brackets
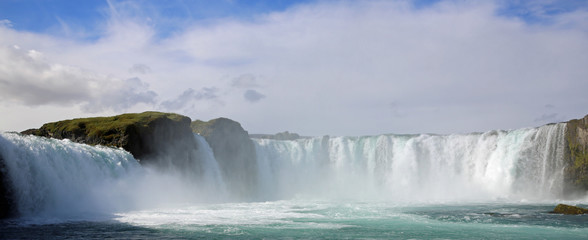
0,132,140,217
253,123,567,202
0,123,571,218
0,132,227,218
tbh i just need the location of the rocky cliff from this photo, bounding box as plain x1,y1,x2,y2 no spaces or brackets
21,111,198,167
191,118,258,200
2,112,588,219
0,112,201,219
0,154,14,218
564,114,588,195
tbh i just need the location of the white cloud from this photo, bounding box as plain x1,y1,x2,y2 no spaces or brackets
1,0,588,135
82,77,157,113
0,19,12,29
0,45,157,112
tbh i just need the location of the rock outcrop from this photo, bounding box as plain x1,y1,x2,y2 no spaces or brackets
191,118,258,200
0,154,15,218
564,114,588,194
250,131,304,140
550,204,588,215
2,112,200,219
21,111,198,167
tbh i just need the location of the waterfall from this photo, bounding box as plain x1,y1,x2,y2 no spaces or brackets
0,122,571,218
253,123,568,202
0,132,226,218
0,132,140,217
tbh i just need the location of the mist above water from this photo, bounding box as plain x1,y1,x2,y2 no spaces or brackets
254,123,568,202
0,133,227,219
0,122,573,219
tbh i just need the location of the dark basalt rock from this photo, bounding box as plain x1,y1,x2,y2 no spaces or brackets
21,111,197,167
2,112,199,219
550,204,588,215
0,154,15,219
563,114,588,195
191,118,258,200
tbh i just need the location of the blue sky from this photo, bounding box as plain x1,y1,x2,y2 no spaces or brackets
1,0,588,135
0,0,313,37
3,0,585,34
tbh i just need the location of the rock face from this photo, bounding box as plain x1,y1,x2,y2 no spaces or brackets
1,112,199,219
0,154,15,218
551,204,588,215
191,118,258,200
21,111,198,167
564,114,588,194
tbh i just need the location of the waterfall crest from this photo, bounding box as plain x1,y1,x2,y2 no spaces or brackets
0,132,226,218
253,123,568,202
0,123,571,218
0,132,140,217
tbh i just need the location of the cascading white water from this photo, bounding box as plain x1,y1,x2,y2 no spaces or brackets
0,123,571,219
191,134,228,199
0,132,227,218
0,132,140,217
253,123,568,202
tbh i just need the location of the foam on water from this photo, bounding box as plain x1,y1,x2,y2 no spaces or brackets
111,200,588,239
1,123,588,239
114,201,331,227
0,123,582,226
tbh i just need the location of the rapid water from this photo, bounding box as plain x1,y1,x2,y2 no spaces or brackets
0,132,140,218
0,132,226,220
1,122,587,239
254,123,568,202
3,201,588,239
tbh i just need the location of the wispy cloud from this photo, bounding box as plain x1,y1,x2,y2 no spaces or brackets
0,19,12,28
1,0,588,135
232,74,260,88
160,87,220,111
244,89,265,103
129,63,151,74
0,45,157,112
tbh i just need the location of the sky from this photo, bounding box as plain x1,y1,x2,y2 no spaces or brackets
0,0,587,136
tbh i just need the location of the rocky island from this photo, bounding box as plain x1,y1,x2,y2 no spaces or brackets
551,204,588,215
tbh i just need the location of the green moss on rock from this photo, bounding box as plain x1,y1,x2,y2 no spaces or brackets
190,119,216,136
250,131,303,140
551,204,588,215
564,114,588,192
21,111,193,164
